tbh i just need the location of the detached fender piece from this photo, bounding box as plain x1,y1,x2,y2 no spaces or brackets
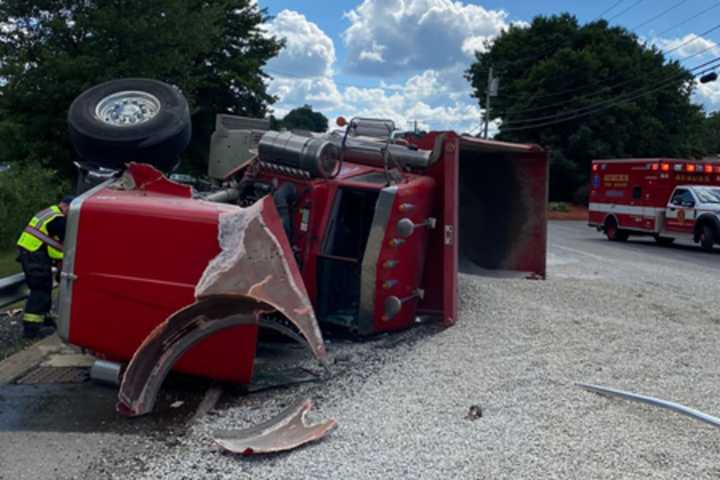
196,195,327,363
214,398,336,456
118,298,267,416
118,195,328,417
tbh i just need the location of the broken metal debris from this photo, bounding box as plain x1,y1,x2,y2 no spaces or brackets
465,404,483,421
578,383,720,429
195,196,327,364
214,398,336,456
188,385,224,426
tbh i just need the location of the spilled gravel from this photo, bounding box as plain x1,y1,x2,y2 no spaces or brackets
89,223,720,479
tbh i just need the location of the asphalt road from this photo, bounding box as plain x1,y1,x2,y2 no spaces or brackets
1,220,719,479
550,221,720,276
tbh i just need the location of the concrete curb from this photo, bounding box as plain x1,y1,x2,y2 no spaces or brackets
0,334,64,385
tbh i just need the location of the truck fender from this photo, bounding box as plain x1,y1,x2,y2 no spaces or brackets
118,195,327,417
117,297,319,417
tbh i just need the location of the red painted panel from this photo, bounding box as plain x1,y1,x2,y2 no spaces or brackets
413,133,458,326
441,138,459,326
69,188,257,383
371,175,437,332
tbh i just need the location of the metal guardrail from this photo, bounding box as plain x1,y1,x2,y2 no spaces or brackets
0,272,27,310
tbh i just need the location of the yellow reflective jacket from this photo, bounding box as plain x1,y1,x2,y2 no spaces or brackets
17,205,64,260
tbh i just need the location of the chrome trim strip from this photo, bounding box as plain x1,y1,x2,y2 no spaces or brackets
358,186,397,335
57,179,114,341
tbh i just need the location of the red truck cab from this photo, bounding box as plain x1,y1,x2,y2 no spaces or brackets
58,102,549,386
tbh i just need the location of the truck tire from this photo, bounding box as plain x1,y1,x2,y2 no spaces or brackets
68,78,191,171
605,217,628,242
700,224,715,252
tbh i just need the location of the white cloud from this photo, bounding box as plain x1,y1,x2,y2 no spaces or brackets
264,7,487,133
269,69,483,133
651,33,720,59
461,36,491,57
331,70,483,133
342,0,509,76
695,78,720,113
264,9,335,77
267,76,343,115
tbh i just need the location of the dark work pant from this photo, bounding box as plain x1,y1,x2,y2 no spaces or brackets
17,249,53,321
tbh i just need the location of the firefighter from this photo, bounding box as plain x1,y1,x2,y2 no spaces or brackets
16,196,74,338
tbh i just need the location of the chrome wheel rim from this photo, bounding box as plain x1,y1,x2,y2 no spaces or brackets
95,90,161,127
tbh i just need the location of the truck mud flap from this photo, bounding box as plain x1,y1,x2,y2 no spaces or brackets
214,398,336,456
118,196,328,417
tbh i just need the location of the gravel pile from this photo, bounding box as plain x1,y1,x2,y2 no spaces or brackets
115,253,720,480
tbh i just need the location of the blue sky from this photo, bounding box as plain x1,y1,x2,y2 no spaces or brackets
257,0,720,133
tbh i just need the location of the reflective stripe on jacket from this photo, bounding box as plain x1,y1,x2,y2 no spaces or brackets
17,205,64,260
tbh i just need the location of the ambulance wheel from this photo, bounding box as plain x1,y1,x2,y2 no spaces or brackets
654,236,674,246
605,218,628,242
700,225,715,252
68,78,191,172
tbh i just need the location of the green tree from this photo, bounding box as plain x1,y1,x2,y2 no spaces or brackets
0,162,71,250
466,14,706,200
281,105,329,132
700,112,720,155
0,1,283,176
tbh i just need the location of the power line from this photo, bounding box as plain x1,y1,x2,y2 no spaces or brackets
476,1,720,80
497,59,720,131
630,0,689,30
470,2,689,79
501,56,720,126
655,1,720,37
494,20,720,105
500,69,717,132
607,0,644,21
501,39,720,118
662,22,720,55
596,0,626,20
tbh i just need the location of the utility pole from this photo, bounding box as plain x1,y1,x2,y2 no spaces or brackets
484,66,499,139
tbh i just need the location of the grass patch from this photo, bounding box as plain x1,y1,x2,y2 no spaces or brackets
549,202,571,213
0,248,19,277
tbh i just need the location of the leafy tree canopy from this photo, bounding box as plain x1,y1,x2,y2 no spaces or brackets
466,14,707,200
701,112,720,156
280,105,329,133
0,0,283,176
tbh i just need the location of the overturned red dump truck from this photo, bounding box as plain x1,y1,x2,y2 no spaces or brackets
57,79,548,417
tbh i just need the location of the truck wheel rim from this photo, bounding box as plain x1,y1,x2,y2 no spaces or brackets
95,90,161,126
